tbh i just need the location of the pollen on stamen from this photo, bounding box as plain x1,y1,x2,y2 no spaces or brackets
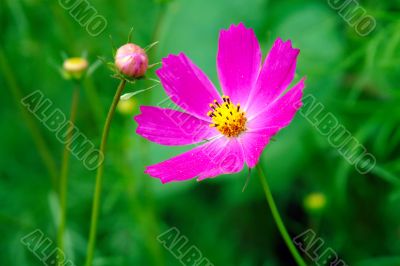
207,111,214,117
207,96,247,138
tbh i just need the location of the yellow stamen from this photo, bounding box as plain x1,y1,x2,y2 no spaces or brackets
207,96,247,137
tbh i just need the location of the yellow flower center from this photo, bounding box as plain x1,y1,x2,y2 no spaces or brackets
208,95,247,137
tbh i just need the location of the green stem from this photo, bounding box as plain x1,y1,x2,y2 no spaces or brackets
57,84,80,265
0,48,58,189
256,165,307,266
85,79,127,266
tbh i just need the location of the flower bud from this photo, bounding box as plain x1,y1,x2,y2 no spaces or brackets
303,192,326,212
115,43,148,78
63,57,88,80
117,98,136,115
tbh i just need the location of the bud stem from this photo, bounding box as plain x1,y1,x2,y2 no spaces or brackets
57,84,80,266
256,165,307,266
85,79,127,266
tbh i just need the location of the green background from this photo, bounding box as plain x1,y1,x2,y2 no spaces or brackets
1,0,400,265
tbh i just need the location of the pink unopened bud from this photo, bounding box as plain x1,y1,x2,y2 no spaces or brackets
115,43,148,78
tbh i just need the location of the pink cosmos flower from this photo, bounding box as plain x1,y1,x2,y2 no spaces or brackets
134,23,305,183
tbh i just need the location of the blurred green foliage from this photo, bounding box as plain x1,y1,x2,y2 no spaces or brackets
1,0,400,265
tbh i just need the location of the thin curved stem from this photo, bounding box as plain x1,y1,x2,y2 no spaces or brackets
85,79,126,266
256,165,307,266
57,84,79,265
0,49,58,189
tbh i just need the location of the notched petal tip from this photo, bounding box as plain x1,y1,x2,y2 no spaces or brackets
273,37,301,55
169,52,186,61
160,52,186,66
132,105,151,121
295,77,306,92
299,76,306,85
230,22,247,30
157,53,190,78
292,77,306,109
132,114,140,123
144,168,167,184
144,165,182,184
222,22,254,36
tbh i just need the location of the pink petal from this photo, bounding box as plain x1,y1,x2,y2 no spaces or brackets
239,79,305,168
156,53,221,121
197,138,244,181
217,23,262,105
238,129,278,168
134,106,219,146
247,78,305,130
145,137,244,183
246,38,300,116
